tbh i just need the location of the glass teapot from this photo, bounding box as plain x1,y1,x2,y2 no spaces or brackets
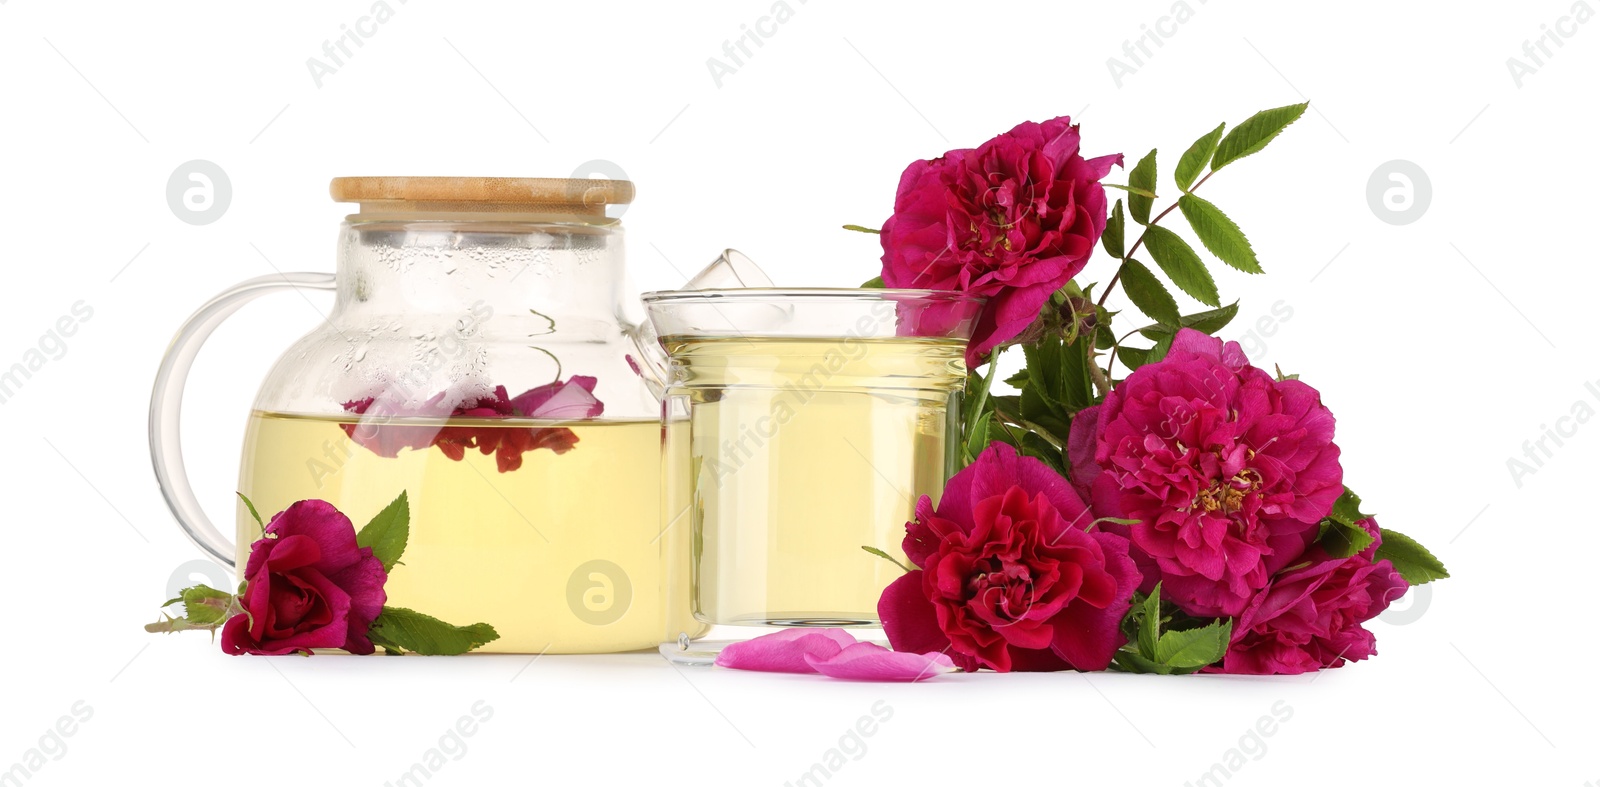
149,176,759,654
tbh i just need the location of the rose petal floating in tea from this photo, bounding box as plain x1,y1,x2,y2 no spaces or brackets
342,377,605,472
511,375,603,418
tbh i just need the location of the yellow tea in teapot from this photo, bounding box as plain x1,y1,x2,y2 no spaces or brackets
237,411,694,654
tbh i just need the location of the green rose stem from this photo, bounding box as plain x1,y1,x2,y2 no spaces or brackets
1089,170,1219,393
1084,350,1113,397
1102,327,1148,384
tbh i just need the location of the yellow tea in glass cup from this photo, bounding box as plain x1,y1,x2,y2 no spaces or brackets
645,289,983,664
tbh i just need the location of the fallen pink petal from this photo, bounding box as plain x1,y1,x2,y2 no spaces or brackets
804,642,958,682
713,628,858,674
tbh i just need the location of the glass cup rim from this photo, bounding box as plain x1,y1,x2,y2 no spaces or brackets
640,286,985,305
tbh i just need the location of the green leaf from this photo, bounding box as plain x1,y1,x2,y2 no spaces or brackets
1019,336,1088,427
1118,344,1153,372
1178,194,1263,274
861,545,914,573
1115,583,1230,674
1140,301,1243,341
1142,225,1220,307
1058,337,1094,412
1138,583,1162,659
964,359,1000,432
964,410,994,465
990,394,1022,420
1375,529,1450,585
1118,259,1181,327
1014,332,1096,416
1136,326,1172,343
1120,332,1176,373
356,492,410,573
1018,379,1071,440
1175,122,1225,192
1022,339,1063,397
1004,369,1030,388
1128,149,1158,225
1315,487,1375,558
984,415,1020,448
860,276,885,288
1181,301,1241,335
1102,183,1158,198
237,493,264,529
1329,487,1366,525
1153,619,1233,669
1102,200,1126,258
1211,102,1308,172
1111,650,1171,675
1321,520,1376,559
1151,332,1176,363
1018,432,1066,476
367,606,500,655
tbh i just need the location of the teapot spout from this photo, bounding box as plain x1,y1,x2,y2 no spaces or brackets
627,249,773,400
625,316,670,401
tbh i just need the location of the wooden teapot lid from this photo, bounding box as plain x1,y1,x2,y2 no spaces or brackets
330,176,634,217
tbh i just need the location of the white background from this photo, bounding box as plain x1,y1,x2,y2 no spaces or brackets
1,1,1593,785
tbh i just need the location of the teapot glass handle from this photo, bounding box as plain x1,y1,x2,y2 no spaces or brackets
148,273,337,567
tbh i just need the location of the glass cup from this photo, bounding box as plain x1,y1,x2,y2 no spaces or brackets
643,289,983,664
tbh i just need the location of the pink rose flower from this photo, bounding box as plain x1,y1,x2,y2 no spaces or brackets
1068,328,1343,617
1213,518,1408,675
879,116,1121,366
221,500,387,656
879,444,1139,672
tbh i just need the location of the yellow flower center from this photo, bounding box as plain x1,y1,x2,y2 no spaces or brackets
1192,468,1263,515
